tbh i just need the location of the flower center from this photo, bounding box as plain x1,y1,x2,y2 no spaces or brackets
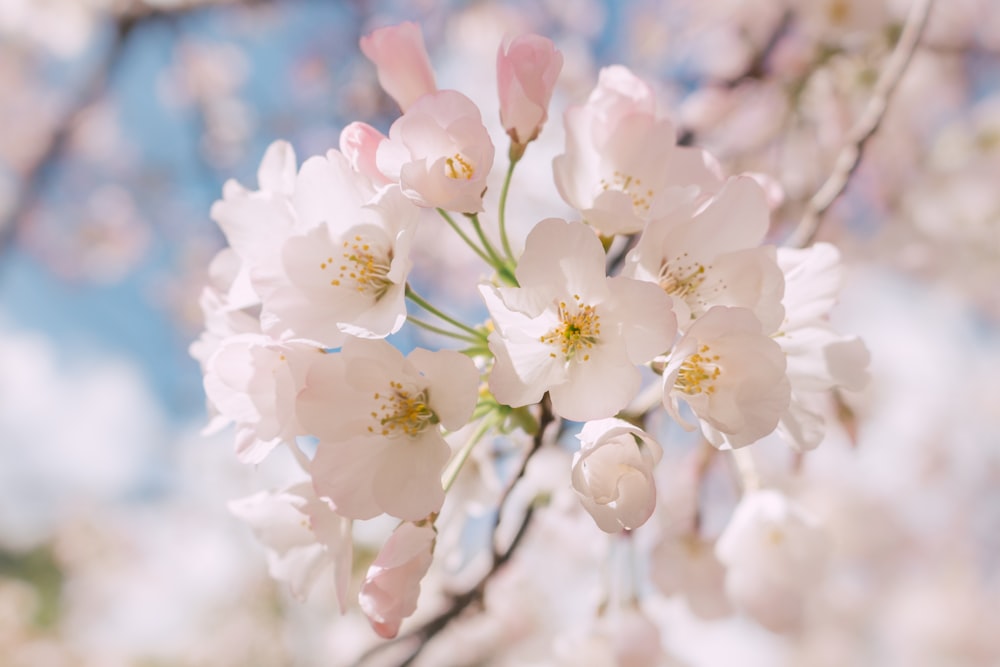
368,381,437,438
674,345,722,395
320,234,393,297
657,253,709,299
445,153,475,180
539,295,601,361
599,170,654,214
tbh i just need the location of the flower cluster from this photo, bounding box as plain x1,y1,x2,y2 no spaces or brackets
191,20,869,651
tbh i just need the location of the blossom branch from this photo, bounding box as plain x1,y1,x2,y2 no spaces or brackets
785,0,934,248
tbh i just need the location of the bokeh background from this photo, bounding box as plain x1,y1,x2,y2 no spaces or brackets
2,0,999,665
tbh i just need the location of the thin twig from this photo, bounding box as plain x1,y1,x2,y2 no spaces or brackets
786,0,934,248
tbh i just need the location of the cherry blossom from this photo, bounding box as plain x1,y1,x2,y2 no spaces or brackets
624,176,785,333
228,482,353,610
773,243,871,450
662,306,790,448
481,218,676,421
571,418,663,532
298,338,479,521
376,89,495,213
202,333,316,464
553,65,722,236
208,140,303,302
253,151,418,346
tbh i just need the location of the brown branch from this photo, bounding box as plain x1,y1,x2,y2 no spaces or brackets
785,0,934,248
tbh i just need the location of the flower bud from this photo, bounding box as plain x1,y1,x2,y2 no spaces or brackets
571,418,663,532
497,34,563,149
339,121,391,187
360,22,437,112
359,521,436,638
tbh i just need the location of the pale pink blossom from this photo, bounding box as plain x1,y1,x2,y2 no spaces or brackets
253,150,418,346
359,21,437,112
571,418,662,532
481,218,676,422
624,176,785,333
715,490,829,632
359,521,436,638
376,89,495,213
298,338,479,521
202,333,316,464
497,33,563,147
339,121,392,187
553,65,723,236
774,243,870,450
663,306,790,448
209,140,304,301
228,482,353,609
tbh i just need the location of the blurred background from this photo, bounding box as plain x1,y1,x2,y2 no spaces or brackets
1,0,999,665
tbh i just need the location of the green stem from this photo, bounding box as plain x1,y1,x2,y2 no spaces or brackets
405,284,486,341
498,156,518,262
468,213,519,286
407,315,481,344
437,208,492,265
441,416,495,492
466,213,506,269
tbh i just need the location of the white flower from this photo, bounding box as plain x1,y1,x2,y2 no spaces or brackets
202,333,315,464
774,243,870,450
663,306,790,448
254,150,418,347
481,218,676,422
209,140,303,295
571,418,663,532
359,521,436,638
715,490,829,632
376,89,495,213
298,338,480,521
553,65,722,236
624,176,785,333
189,249,264,435
228,482,353,610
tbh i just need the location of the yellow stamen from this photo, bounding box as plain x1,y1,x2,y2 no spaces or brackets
369,382,437,438
539,297,601,361
599,170,654,214
445,153,475,180
674,344,722,395
318,236,393,297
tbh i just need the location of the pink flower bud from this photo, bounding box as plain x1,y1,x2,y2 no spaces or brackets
359,521,436,638
497,34,563,147
360,22,437,112
339,121,392,187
